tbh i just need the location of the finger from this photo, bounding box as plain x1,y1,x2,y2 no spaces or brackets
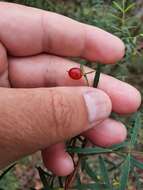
42,143,74,176
83,118,127,147
41,118,127,176
9,55,141,114
0,2,124,63
0,87,111,169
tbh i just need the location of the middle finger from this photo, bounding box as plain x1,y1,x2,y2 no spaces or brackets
9,54,141,114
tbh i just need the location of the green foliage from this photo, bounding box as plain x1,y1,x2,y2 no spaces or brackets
35,111,143,190
130,113,141,146
131,157,143,170
0,165,19,190
20,109,142,190
67,146,112,155
0,164,16,181
84,160,99,183
119,154,131,190
98,156,112,189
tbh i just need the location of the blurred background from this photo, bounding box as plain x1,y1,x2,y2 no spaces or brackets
0,0,143,189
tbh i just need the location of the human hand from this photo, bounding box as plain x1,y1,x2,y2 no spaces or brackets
0,2,141,176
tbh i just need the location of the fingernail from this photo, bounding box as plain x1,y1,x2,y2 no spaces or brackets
83,91,111,127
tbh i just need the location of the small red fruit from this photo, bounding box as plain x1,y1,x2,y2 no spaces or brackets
68,68,83,80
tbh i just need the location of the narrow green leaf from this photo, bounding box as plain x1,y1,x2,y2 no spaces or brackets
84,161,99,183
93,64,101,88
131,157,143,170
81,157,87,171
0,163,16,181
125,3,135,13
104,158,117,168
130,113,142,146
67,146,112,155
68,142,127,155
109,160,124,172
37,167,53,190
113,2,123,12
110,141,128,150
99,156,112,189
119,154,131,190
109,13,122,21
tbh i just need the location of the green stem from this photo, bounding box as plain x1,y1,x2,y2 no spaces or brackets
84,70,95,75
122,0,126,27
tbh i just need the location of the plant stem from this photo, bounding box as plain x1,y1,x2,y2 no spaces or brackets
65,63,101,189
122,0,126,27
84,70,95,75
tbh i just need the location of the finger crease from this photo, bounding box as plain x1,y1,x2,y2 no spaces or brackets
40,13,49,52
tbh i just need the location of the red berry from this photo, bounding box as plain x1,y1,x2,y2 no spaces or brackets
68,68,83,80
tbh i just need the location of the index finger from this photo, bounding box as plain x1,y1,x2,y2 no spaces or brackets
0,2,124,63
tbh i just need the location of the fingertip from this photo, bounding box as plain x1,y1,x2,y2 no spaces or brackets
84,26,125,64
41,145,74,176
101,36,125,64
111,37,125,63
117,86,141,114
128,88,141,113
43,152,74,176
57,155,74,176
118,122,127,142
99,74,141,114
84,118,127,147
50,154,74,177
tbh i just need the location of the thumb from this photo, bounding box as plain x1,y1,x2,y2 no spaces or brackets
0,87,111,168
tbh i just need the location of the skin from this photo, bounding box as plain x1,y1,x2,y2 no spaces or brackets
0,2,141,176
